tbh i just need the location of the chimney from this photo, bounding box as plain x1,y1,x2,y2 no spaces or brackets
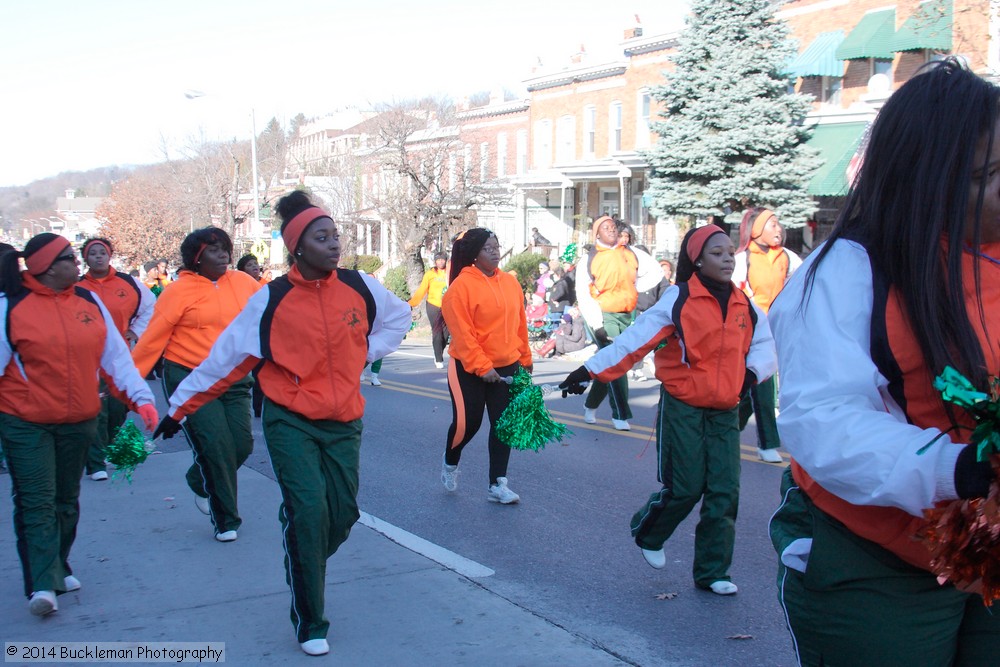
624,27,643,40
570,44,586,65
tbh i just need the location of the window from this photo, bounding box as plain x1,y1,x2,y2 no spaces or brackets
555,115,575,163
583,105,596,157
516,130,528,174
496,132,507,178
480,143,489,182
608,102,622,152
463,144,472,180
534,119,553,168
821,76,842,105
636,91,651,148
871,58,893,79
448,151,457,189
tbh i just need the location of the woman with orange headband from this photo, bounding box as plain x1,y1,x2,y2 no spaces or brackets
132,227,261,544
152,191,409,656
560,224,776,595
0,233,158,617
732,207,801,463
78,237,156,481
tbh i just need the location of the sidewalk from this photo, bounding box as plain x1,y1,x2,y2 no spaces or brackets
0,450,625,665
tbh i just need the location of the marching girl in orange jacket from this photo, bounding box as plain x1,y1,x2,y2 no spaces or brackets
152,191,410,655
0,233,158,617
78,237,156,480
440,228,532,504
132,227,261,543
560,225,776,595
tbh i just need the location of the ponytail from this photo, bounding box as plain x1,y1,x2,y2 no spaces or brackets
0,249,24,298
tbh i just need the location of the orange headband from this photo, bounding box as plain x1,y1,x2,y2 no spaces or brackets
25,236,71,275
686,224,726,262
283,207,331,253
751,209,775,240
82,239,111,259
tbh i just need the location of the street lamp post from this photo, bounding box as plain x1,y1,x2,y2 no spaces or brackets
184,90,262,237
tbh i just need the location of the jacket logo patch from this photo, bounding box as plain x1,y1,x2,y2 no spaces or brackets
736,313,747,330
77,311,96,325
342,307,363,328
115,288,127,298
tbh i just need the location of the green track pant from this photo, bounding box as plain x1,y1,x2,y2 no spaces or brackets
630,388,740,587
738,374,780,450
85,379,129,475
162,360,253,535
771,468,1000,666
262,399,363,643
584,311,633,420
0,413,96,597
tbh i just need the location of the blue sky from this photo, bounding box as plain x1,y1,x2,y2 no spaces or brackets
0,1,688,187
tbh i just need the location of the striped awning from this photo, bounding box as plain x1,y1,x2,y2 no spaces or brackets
894,0,952,52
835,8,896,60
806,122,869,196
788,31,846,78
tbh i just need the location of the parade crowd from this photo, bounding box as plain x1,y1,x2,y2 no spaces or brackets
1,60,999,664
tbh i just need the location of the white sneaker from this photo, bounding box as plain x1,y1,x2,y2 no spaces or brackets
29,590,57,616
758,448,783,463
64,575,81,592
709,580,738,595
215,530,238,542
612,419,631,431
90,470,108,481
441,456,459,492
488,477,520,504
641,547,666,569
434,361,444,369
300,639,329,656
360,370,369,382
370,373,382,386
583,408,597,424
194,494,210,515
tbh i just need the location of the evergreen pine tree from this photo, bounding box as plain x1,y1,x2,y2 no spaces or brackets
643,0,821,226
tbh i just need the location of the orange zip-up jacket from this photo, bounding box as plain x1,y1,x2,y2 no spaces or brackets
0,273,154,423
585,274,776,410
163,266,411,422
79,267,155,337
132,269,261,376
407,267,448,308
441,266,531,377
587,245,639,313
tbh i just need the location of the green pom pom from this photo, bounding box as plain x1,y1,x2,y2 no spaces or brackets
560,243,578,266
150,283,163,298
496,368,572,452
925,366,1000,461
105,419,153,482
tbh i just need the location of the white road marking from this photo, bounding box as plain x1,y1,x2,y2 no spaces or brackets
358,511,495,578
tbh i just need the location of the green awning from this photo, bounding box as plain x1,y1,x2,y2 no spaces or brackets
894,0,952,52
788,31,845,78
806,122,869,196
835,8,896,60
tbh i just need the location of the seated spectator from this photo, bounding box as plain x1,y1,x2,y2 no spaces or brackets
536,307,588,358
526,293,549,328
548,266,575,311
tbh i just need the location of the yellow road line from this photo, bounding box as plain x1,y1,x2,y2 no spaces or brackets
370,379,787,465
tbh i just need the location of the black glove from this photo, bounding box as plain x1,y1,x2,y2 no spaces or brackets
558,365,592,397
954,444,995,499
593,327,611,347
741,369,758,395
153,416,182,440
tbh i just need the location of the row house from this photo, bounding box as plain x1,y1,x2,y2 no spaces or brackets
781,0,996,243
507,28,679,258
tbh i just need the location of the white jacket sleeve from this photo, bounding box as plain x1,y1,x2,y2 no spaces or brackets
770,240,962,517
585,288,680,380
0,296,11,377
633,245,663,293
167,288,267,418
129,280,156,337
360,273,411,363
575,259,603,331
746,302,777,383
95,294,154,407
